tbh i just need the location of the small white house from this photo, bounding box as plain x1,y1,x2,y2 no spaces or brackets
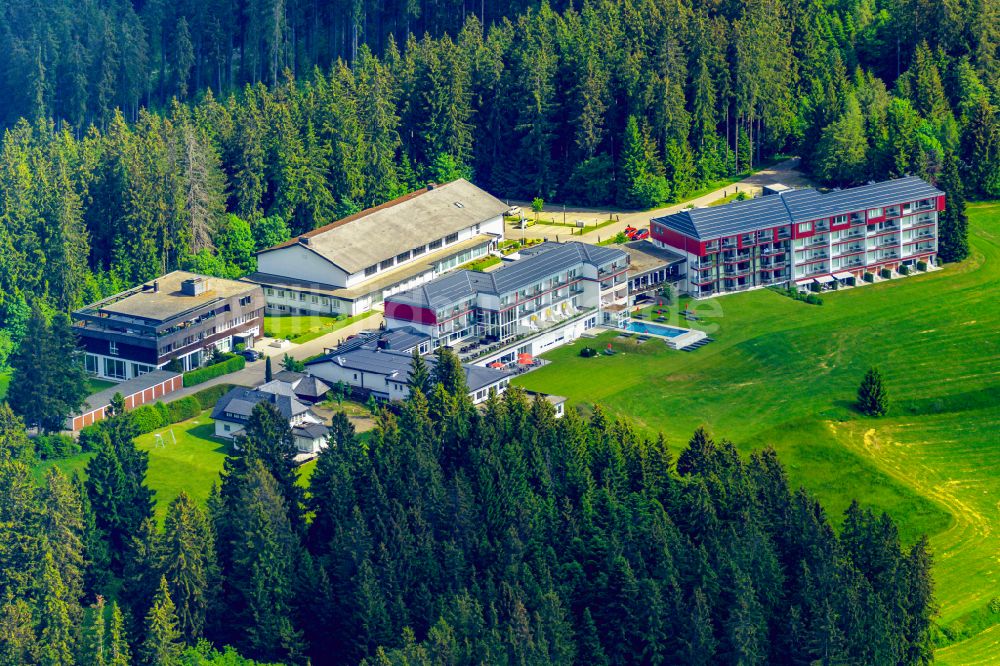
210,386,327,446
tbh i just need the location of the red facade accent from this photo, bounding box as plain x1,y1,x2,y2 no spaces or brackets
651,225,704,256
385,300,438,326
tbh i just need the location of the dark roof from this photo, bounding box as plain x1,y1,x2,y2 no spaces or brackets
211,387,311,422
653,176,943,241
82,370,181,413
306,347,511,394
271,371,331,398
293,423,329,439
387,241,629,309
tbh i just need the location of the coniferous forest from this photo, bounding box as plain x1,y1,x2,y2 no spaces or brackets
0,370,935,665
0,0,990,663
0,1,996,330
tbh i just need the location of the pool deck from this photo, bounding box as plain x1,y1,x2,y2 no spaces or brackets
612,323,707,350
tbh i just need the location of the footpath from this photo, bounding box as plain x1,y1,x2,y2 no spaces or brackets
516,157,812,244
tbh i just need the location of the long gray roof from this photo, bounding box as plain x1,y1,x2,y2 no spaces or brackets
258,179,507,274
81,370,181,413
653,176,942,241
388,241,629,309
306,347,510,394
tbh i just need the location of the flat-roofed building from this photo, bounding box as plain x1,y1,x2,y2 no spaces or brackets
383,241,630,366
651,176,944,298
73,272,264,381
249,179,507,316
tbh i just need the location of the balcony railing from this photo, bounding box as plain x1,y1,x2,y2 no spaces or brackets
723,252,752,263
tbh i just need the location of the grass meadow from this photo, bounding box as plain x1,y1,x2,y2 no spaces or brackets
517,202,1000,661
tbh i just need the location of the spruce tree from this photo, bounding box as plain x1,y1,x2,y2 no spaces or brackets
108,601,130,666
857,367,890,416
432,346,467,397
142,577,185,666
158,492,215,641
408,348,431,396
84,596,107,666
37,551,75,666
937,152,969,263
264,355,273,382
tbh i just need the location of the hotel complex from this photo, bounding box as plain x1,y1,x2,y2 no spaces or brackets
383,241,630,365
249,179,508,316
651,176,944,297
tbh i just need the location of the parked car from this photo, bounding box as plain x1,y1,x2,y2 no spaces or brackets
505,205,522,218
633,229,650,240
624,225,638,238
239,349,262,362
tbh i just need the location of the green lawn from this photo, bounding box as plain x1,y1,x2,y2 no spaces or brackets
86,378,117,394
518,202,1000,660
263,311,374,343
35,410,231,522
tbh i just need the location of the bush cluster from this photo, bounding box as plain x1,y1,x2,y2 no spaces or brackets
34,433,81,460
771,286,823,306
183,355,246,387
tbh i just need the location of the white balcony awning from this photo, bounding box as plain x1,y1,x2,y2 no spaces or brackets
833,271,853,280
814,274,836,284
794,278,813,286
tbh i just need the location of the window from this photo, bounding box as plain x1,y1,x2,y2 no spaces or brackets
429,239,443,250
798,222,813,233
265,288,273,296
239,295,252,306
445,233,459,244
396,250,411,263
103,358,126,380
412,245,426,256
299,292,306,301
131,363,153,377
224,424,231,432
109,340,119,356
868,208,883,219
85,354,98,374
311,296,318,304
380,258,394,270
364,264,378,277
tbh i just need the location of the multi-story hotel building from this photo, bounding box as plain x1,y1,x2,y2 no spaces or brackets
383,241,630,365
73,271,264,381
249,178,508,316
650,176,945,298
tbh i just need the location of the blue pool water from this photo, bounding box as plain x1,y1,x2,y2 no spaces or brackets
623,321,688,338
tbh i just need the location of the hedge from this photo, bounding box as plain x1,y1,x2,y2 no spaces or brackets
183,355,246,387
916,260,928,271
880,268,892,279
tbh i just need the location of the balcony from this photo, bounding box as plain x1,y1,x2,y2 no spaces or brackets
761,261,787,270
797,250,829,262
723,252,752,264
693,260,715,270
834,244,865,256
849,213,866,225
760,246,786,257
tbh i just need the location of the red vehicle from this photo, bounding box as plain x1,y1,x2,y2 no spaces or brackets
624,225,638,239
633,229,650,240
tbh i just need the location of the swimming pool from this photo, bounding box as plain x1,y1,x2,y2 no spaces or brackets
623,321,688,338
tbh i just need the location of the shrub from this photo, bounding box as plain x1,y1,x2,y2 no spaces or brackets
805,294,823,305
34,433,81,460
78,424,105,451
880,268,892,279
899,265,910,275
580,347,597,358
863,272,875,283
916,260,927,271
183,355,245,387
234,342,246,352
131,404,166,433
167,395,202,422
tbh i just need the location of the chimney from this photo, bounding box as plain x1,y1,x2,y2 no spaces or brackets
181,277,207,296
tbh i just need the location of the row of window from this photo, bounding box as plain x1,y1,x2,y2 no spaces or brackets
362,231,465,277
